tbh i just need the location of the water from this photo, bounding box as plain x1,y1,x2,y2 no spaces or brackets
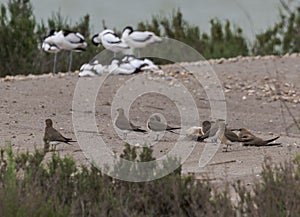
2,0,300,41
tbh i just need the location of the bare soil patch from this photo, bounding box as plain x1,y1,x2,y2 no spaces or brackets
1,54,299,184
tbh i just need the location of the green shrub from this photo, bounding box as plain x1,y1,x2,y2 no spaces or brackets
0,0,99,77
1,144,300,216
3,1,300,77
252,1,300,55
234,157,300,216
0,0,38,76
137,9,249,60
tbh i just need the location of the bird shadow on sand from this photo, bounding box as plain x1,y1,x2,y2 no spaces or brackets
221,144,283,153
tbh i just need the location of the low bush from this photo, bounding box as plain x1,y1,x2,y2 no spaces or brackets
252,1,300,55
0,144,300,216
137,9,249,60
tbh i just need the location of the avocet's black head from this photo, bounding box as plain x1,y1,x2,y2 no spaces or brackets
91,33,102,46
123,26,134,33
62,29,73,36
43,29,57,40
49,29,57,36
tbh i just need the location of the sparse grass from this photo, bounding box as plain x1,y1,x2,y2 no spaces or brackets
0,144,300,216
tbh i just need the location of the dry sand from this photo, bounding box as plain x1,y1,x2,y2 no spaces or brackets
1,54,300,184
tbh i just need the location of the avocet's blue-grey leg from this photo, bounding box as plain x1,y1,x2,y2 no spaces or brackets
68,50,73,74
137,49,141,58
53,53,57,75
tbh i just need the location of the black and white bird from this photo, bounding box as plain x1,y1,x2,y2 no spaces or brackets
121,26,162,56
79,60,108,77
108,58,145,75
42,30,61,74
122,55,145,68
141,58,160,70
92,29,129,57
123,55,160,71
44,29,87,73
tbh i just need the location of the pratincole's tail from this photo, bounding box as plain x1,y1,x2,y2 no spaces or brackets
134,128,147,133
265,136,280,144
65,138,77,144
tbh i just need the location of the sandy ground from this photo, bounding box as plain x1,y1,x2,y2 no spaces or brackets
0,54,300,185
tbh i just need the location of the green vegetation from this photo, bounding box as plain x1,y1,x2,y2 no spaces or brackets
0,145,300,216
0,0,37,76
252,2,300,55
0,0,98,77
1,0,300,77
137,9,249,59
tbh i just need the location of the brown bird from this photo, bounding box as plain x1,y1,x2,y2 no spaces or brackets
197,120,220,142
197,119,227,143
236,128,280,146
43,119,76,151
196,120,212,141
115,108,147,139
147,115,181,140
220,127,251,151
202,120,212,135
